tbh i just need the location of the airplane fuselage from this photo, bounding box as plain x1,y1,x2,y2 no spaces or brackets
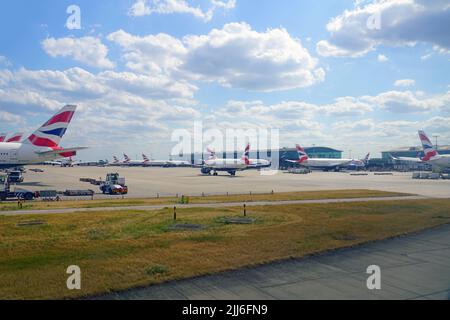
0,142,57,168
204,158,248,170
301,158,353,170
428,155,450,169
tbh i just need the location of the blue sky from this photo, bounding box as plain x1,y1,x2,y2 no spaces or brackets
0,0,449,161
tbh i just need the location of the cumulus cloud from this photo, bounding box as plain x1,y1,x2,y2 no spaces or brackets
394,79,416,87
128,0,236,21
377,54,388,62
0,110,24,125
317,0,450,58
42,37,115,69
361,90,450,113
0,66,201,153
109,23,325,92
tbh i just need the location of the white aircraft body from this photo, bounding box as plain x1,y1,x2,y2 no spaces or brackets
391,131,450,170
287,145,366,171
0,105,86,169
201,144,271,176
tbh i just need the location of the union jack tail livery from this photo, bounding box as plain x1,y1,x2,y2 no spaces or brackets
207,147,217,160
0,133,6,142
241,143,250,165
123,154,131,163
296,144,309,163
419,130,438,161
113,156,119,164
142,154,150,164
25,105,76,148
6,132,23,143
364,153,371,164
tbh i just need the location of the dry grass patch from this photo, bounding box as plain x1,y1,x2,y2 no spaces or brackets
0,198,448,299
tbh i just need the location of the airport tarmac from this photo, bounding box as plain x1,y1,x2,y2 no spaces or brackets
17,166,450,199
95,224,450,300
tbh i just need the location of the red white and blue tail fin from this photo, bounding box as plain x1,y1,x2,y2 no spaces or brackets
123,154,131,163
142,154,150,164
0,133,6,142
6,132,23,143
25,105,76,148
296,144,309,163
418,130,438,161
241,143,250,165
206,147,217,160
363,153,370,164
113,156,119,164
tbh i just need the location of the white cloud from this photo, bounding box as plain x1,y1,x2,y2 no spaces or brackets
317,0,450,58
108,23,325,92
42,37,115,69
0,110,24,125
394,79,415,87
362,90,450,113
128,0,236,21
0,56,11,67
377,54,388,62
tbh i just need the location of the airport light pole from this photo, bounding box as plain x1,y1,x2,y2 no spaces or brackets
433,135,439,149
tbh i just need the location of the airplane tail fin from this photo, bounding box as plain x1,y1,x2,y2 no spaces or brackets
206,147,217,160
6,132,24,143
142,154,150,164
241,143,250,165
296,144,309,163
364,153,371,164
123,154,131,163
24,105,76,148
0,133,6,142
418,130,438,160
113,156,119,164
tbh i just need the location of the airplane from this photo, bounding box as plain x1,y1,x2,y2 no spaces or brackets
107,156,124,166
286,145,358,171
142,154,169,167
391,130,450,170
0,133,6,142
165,159,191,167
0,105,87,169
120,153,145,166
6,132,24,143
200,143,271,176
347,153,371,169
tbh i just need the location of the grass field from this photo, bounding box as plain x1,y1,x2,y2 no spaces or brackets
0,198,449,299
0,189,411,211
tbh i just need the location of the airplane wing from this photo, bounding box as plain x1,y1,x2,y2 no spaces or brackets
395,156,423,163
285,160,300,163
36,147,88,157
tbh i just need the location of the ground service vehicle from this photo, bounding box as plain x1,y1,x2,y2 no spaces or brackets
99,173,128,195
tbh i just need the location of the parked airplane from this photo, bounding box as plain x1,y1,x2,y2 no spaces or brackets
6,132,24,143
287,145,357,171
347,153,371,169
142,154,169,167
200,144,270,176
391,131,450,170
0,105,86,169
